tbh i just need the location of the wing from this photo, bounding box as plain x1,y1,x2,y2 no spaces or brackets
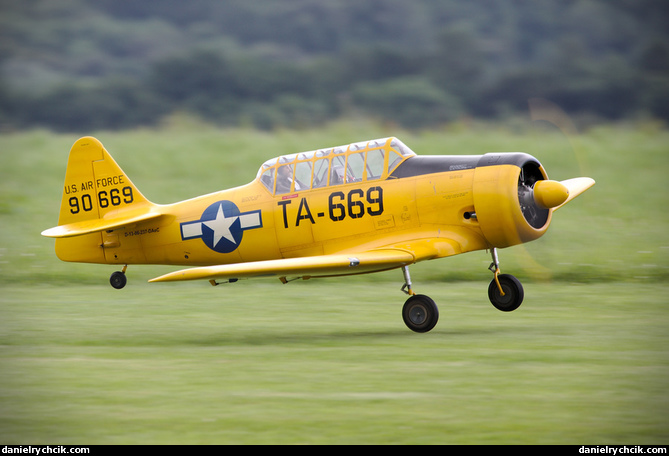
149,237,464,284
149,249,417,284
41,208,165,238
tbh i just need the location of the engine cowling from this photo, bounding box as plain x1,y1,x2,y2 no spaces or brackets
472,153,562,248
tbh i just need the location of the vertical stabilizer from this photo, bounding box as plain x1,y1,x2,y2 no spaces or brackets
44,137,155,262
57,137,150,226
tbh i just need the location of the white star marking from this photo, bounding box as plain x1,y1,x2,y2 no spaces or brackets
203,204,238,247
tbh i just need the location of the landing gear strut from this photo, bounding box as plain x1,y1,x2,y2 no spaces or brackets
110,265,128,289
397,249,525,333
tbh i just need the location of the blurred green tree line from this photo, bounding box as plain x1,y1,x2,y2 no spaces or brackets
1,0,668,131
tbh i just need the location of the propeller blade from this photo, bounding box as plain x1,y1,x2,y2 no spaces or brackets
553,177,595,210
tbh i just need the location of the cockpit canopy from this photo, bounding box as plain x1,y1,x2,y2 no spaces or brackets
256,137,416,195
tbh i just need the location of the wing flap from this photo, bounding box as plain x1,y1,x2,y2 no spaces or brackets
149,249,416,283
41,208,164,238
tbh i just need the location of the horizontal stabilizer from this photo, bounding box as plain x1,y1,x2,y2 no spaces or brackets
149,249,417,283
41,209,164,238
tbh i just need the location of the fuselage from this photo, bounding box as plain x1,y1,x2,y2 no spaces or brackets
55,137,549,267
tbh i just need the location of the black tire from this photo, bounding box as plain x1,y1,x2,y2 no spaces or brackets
488,274,524,312
110,271,127,289
402,294,439,333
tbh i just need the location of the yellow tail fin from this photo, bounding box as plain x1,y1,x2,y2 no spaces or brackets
42,137,159,262
56,136,151,226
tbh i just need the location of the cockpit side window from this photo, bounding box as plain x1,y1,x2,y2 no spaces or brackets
295,161,312,191
276,164,295,194
330,155,346,186
366,149,384,181
260,168,275,192
346,152,365,183
313,158,330,188
387,150,404,175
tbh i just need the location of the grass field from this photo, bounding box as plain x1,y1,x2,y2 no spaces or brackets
1,282,667,444
1,119,668,443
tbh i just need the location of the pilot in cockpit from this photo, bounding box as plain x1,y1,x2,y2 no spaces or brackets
276,165,300,194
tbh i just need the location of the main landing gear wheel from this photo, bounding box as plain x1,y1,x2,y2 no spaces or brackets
488,274,524,312
402,294,439,333
110,267,127,289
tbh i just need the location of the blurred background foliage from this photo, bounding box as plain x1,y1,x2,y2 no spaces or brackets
1,0,668,132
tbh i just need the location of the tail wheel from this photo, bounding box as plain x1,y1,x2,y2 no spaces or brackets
488,274,524,312
402,294,439,333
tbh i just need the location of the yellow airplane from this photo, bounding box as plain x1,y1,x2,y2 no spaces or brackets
42,136,594,332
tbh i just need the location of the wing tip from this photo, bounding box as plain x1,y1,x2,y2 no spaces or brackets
41,226,72,238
